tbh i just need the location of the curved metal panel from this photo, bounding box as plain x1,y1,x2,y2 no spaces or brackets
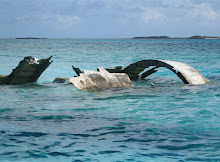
123,59,209,85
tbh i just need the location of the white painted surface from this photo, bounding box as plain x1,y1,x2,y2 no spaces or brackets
69,67,134,91
162,60,209,85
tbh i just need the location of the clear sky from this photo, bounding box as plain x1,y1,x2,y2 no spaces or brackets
0,0,220,38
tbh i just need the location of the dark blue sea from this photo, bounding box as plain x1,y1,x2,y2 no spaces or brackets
0,38,220,162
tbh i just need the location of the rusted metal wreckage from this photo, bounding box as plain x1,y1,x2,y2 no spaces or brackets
0,56,52,85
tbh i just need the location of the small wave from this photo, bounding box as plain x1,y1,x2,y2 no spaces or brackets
63,142,77,148
186,157,220,161
98,130,127,136
94,94,158,101
74,150,86,153
98,150,121,154
138,152,182,158
47,151,72,157
157,143,206,150
0,151,17,156
34,115,75,121
11,132,47,137
114,137,166,143
25,150,47,158
57,133,97,138
43,141,61,149
0,108,15,113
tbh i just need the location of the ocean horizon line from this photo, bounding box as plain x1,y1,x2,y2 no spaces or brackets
0,35,219,40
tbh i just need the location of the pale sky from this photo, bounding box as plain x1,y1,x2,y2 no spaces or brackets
0,0,220,38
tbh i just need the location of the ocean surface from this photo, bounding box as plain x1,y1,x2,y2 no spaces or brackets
0,38,219,162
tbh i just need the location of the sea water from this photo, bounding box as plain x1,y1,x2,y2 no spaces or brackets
0,38,219,161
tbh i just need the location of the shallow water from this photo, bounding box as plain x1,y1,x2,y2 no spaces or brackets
0,39,220,161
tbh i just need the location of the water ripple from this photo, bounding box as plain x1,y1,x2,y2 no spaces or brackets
10,132,47,137
0,39,219,161
156,144,207,150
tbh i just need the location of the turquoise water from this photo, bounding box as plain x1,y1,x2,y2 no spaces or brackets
0,39,220,161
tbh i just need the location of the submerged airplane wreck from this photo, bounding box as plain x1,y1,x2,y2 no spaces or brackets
66,59,209,91
0,56,209,91
0,56,52,85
